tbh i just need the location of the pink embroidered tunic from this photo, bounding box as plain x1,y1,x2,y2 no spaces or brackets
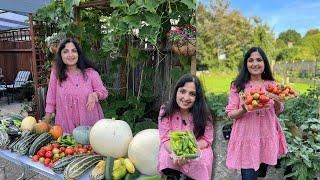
225,80,287,171
157,107,214,180
45,68,108,133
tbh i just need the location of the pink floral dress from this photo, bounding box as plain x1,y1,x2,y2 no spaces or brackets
157,107,214,180
45,68,108,133
225,80,287,171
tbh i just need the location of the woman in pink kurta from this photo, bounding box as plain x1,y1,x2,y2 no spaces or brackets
44,38,108,133
158,74,214,180
225,47,287,180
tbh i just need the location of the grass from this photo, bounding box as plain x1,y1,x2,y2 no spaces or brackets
198,71,236,95
198,71,313,95
291,82,316,93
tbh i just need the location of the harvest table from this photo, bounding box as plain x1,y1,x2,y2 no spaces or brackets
0,149,89,180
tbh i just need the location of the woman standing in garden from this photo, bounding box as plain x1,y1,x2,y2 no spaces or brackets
43,38,108,133
225,47,287,180
157,74,214,180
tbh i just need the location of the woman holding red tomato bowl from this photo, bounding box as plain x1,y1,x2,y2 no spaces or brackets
225,47,287,180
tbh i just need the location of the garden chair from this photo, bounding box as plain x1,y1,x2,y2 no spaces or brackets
0,71,31,103
0,68,9,104
0,81,9,104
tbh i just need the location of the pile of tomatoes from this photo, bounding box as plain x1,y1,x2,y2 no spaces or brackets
240,88,270,111
266,84,298,101
31,143,95,168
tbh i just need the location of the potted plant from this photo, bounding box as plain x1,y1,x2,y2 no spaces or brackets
45,32,65,53
168,24,196,56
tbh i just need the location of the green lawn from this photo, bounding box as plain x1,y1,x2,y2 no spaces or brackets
198,71,236,94
291,82,315,93
198,71,313,95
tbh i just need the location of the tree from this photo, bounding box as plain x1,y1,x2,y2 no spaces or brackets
249,17,276,61
197,0,252,70
277,29,302,46
301,33,320,60
304,29,320,37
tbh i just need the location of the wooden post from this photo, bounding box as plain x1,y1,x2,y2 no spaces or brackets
191,55,196,75
28,14,40,120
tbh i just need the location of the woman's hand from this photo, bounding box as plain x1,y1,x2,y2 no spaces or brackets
268,92,281,102
171,153,189,166
42,113,52,124
198,139,209,150
86,92,99,111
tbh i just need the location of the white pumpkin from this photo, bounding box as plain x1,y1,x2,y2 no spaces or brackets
20,116,37,131
89,118,133,158
128,129,160,176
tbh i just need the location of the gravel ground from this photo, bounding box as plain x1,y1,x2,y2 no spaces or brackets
0,99,50,180
0,99,285,180
212,121,284,180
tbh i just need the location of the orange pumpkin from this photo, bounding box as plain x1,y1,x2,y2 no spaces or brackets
49,125,63,140
32,122,50,134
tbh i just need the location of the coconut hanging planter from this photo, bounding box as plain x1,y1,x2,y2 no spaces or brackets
171,38,196,57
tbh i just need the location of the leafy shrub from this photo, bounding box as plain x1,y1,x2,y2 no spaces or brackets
206,93,229,121
279,88,320,179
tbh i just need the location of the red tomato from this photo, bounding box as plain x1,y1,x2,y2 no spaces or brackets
86,145,92,151
79,148,88,154
247,104,254,111
259,95,270,103
65,147,75,155
32,155,40,162
48,162,53,168
44,158,51,167
52,143,60,149
37,149,46,157
266,84,274,92
44,145,53,152
45,151,53,159
59,147,66,153
245,96,253,105
74,147,79,153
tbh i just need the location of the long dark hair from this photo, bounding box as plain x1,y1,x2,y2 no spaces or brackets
232,47,275,92
55,38,99,82
161,74,212,138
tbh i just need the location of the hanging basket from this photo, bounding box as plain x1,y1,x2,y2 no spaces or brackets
49,43,58,54
171,38,196,57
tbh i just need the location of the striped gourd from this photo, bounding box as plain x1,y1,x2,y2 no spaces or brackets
13,133,39,155
28,132,52,156
8,130,30,150
52,154,88,174
11,132,33,150
0,129,10,149
8,113,24,121
64,155,103,179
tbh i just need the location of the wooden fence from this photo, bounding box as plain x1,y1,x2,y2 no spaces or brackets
273,60,319,78
0,28,32,83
